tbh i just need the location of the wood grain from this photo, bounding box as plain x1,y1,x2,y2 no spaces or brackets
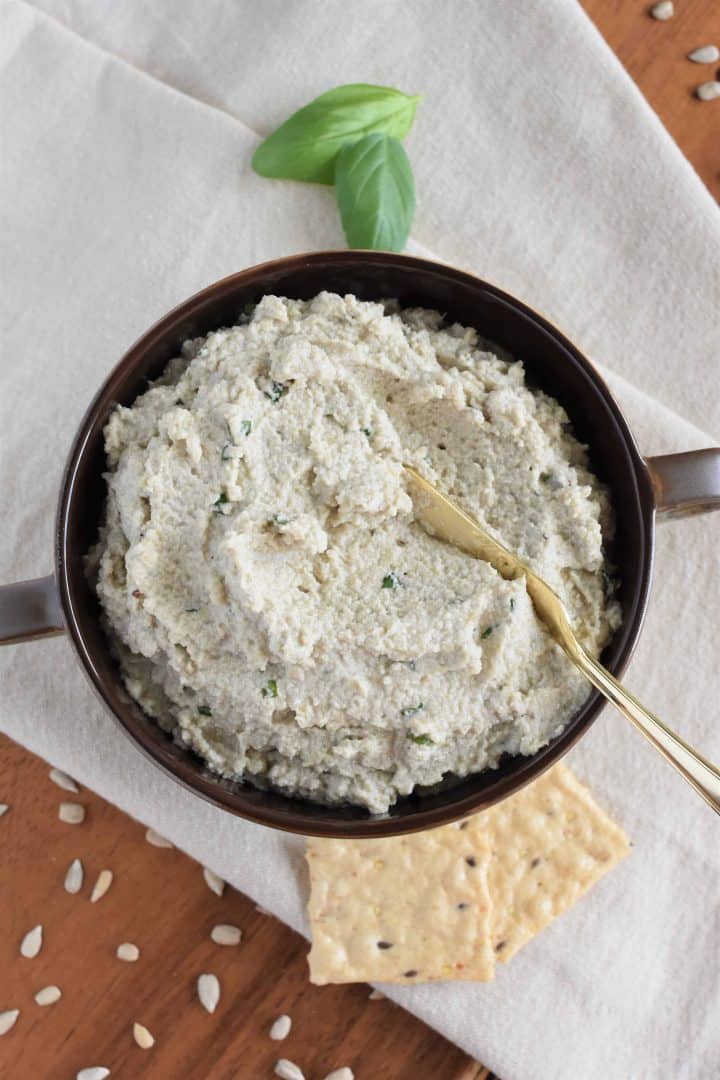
0,737,489,1080
584,0,720,200
1,5,717,1078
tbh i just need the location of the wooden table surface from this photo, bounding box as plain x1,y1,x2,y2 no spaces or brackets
584,0,719,200
1,4,718,1078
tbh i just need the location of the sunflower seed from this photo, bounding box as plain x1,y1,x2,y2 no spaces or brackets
133,1022,155,1049
202,867,225,896
49,767,79,793
368,988,385,1000
688,45,720,63
90,870,113,903
0,1010,19,1036
650,1,673,19
76,1070,110,1080
323,1070,354,1080
20,925,43,958
696,81,720,101
274,1061,305,1080
269,1014,292,1041
210,924,242,946
116,942,140,962
34,986,62,1006
59,802,85,824
145,827,173,848
0,804,8,817
197,973,220,1014
64,858,84,894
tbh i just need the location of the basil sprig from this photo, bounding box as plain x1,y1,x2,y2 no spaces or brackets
252,83,420,251
252,83,419,184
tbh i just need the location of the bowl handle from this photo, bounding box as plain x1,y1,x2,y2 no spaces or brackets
646,449,720,520
0,575,64,646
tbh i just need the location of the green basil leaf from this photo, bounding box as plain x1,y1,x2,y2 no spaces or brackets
335,133,415,251
252,83,420,185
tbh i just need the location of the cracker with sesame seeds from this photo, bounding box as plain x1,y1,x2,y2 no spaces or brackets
306,764,629,983
478,763,630,963
306,823,494,984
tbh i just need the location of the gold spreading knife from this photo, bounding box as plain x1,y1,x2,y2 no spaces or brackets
404,464,720,815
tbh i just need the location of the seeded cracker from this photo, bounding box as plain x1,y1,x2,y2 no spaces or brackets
306,764,629,983
306,823,494,984
479,764,630,963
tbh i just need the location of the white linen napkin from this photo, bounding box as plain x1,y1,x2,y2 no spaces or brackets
1,3,718,1078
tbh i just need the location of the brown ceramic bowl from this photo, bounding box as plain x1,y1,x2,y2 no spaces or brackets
2,252,719,837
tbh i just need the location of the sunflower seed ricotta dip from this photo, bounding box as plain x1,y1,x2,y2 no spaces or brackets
90,292,621,813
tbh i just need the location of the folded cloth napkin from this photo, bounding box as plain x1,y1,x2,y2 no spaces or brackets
1,2,718,1078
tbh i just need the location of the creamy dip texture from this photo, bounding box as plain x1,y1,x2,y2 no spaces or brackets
91,292,621,813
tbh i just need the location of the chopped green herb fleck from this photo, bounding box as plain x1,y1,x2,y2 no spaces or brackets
175,398,185,407
406,732,434,745
480,625,494,640
239,419,252,437
601,569,619,599
509,598,515,611
261,679,278,698
213,492,229,513
272,514,290,526
264,381,288,403
221,444,232,461
197,705,212,717
361,426,372,437
382,571,401,590
406,659,417,671
401,703,425,718
540,471,563,490
184,606,199,613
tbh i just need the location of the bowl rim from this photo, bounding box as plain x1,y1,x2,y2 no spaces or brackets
55,250,656,837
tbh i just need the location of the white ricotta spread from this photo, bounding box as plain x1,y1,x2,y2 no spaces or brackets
91,292,621,813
